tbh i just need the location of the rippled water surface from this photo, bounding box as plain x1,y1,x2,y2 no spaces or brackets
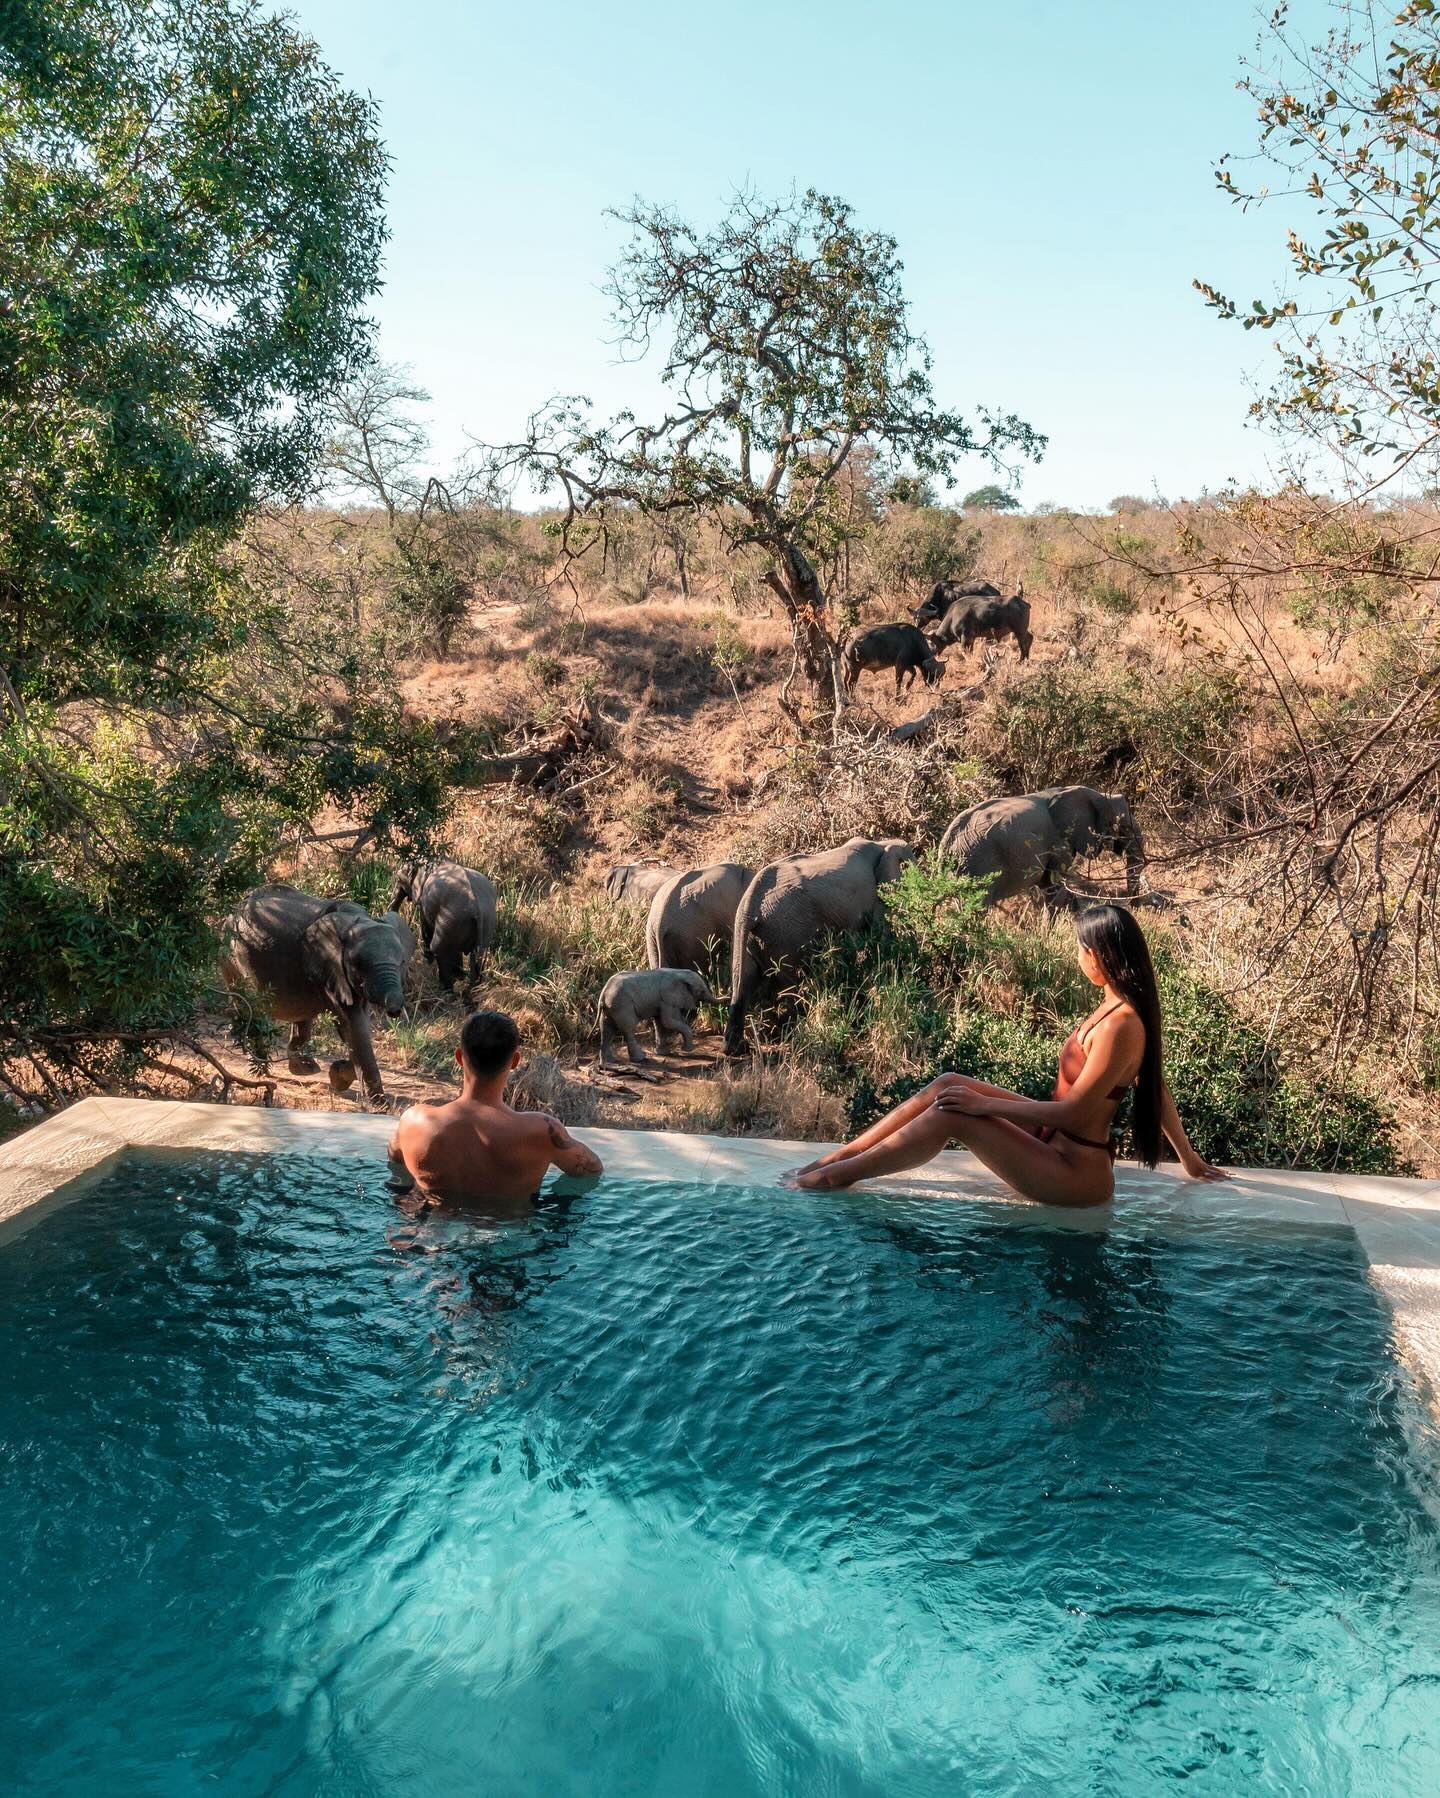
3,1151,1440,1795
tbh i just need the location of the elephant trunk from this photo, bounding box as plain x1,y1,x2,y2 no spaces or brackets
370,969,406,1017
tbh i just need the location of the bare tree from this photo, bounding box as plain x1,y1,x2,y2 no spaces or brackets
326,360,533,656
1111,0,1440,1059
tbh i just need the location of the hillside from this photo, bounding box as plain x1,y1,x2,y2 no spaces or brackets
193,497,1439,1178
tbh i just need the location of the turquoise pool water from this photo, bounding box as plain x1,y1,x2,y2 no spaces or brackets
2,1150,1439,1795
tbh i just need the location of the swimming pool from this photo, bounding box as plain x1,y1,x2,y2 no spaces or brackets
2,1142,1439,1795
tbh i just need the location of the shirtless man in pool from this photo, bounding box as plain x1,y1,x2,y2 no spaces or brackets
388,1010,603,1203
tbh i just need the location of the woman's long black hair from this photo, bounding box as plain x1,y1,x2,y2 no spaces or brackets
1075,904,1163,1167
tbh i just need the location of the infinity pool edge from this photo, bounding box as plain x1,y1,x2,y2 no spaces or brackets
4,1096,1439,1416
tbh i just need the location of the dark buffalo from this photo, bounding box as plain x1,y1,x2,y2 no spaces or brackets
841,622,946,696
926,585,1032,661
912,579,1003,630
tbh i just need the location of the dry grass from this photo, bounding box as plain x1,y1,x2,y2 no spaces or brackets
672,1062,847,1141
509,1052,601,1126
728,719,985,865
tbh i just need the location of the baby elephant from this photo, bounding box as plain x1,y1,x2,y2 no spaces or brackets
841,622,945,696
389,859,497,991
597,968,724,1064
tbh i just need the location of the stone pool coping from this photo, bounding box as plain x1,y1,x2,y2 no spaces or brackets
4,1097,1440,1411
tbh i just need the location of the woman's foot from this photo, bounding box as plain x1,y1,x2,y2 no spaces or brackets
779,1165,854,1191
784,1146,851,1178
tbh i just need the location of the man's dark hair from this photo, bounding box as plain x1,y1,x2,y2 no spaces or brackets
460,1009,520,1078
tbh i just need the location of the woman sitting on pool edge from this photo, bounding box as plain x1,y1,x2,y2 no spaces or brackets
784,903,1227,1205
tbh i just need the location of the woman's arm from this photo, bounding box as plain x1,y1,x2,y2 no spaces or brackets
935,1013,1144,1133
1160,1083,1228,1181
935,1088,1071,1129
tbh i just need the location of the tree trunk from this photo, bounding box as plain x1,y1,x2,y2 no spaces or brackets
763,541,839,702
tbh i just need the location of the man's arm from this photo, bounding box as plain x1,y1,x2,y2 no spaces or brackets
544,1115,603,1178
385,1118,416,1190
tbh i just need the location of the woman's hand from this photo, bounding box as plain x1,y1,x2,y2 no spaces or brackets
933,1086,994,1118
1182,1154,1229,1182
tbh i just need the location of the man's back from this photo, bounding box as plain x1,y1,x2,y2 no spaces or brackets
394,1095,600,1203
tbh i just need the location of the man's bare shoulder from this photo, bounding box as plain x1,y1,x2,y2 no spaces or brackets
396,1096,467,1137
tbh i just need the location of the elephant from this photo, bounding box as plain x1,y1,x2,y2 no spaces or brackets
645,862,752,977
939,785,1144,905
597,968,724,1064
389,859,497,990
604,863,676,909
221,885,413,1104
724,837,917,1057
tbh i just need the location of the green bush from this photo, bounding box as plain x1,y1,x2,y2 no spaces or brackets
1155,958,1413,1174
1089,579,1138,615
881,856,992,972
972,656,1249,809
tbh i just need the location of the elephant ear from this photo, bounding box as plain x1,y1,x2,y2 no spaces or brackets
301,909,356,1009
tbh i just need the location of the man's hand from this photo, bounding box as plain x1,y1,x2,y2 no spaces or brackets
545,1115,603,1179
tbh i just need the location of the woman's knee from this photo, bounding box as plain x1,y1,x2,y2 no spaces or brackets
926,1072,968,1099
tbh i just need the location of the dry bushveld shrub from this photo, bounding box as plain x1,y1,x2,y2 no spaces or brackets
730,717,982,863
450,792,570,890
508,1053,600,1126
676,1063,846,1142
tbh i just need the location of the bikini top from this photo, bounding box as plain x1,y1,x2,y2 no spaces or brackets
1053,999,1133,1107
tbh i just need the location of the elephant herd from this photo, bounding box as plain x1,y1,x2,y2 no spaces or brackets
219,784,1143,1105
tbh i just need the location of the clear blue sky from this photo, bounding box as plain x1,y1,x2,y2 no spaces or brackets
287,0,1315,509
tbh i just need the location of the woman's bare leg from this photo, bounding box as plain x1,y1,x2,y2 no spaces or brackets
788,1105,1112,1207
790,1075,1026,1176
785,1104,956,1186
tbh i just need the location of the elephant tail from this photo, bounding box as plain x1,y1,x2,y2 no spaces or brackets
724,890,763,1057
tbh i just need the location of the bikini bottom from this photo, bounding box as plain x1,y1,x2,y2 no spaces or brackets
1040,1126,1118,1160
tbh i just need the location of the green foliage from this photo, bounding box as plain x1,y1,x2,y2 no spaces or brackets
881,855,992,973
705,615,751,678
1200,1,1440,461
524,650,566,689
1154,956,1412,1174
865,505,981,600
973,655,1249,808
1088,579,1137,615
492,887,647,1046
884,473,937,507
0,0,450,1099
483,188,1043,690
960,484,1021,512
323,361,545,657
1284,520,1409,639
